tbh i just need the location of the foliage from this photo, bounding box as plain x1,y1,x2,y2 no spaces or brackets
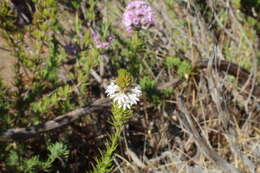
164,56,192,78
0,0,259,172
7,142,69,173
91,70,134,172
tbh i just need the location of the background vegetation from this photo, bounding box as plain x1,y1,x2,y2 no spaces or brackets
0,0,259,172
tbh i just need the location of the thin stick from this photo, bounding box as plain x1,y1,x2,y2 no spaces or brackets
0,98,110,141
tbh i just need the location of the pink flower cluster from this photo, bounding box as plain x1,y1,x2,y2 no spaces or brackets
92,32,114,49
122,1,155,32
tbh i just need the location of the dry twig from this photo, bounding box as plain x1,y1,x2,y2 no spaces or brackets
0,98,110,141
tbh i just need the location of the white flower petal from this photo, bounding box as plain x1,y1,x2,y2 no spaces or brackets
105,82,142,110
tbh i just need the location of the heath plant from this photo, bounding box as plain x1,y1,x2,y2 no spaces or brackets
91,69,141,173
0,0,259,173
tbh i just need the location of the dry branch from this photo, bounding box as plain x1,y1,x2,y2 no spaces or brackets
0,98,110,141
0,58,259,142
159,58,260,98
194,59,260,97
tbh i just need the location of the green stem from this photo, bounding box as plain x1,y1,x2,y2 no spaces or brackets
91,105,130,173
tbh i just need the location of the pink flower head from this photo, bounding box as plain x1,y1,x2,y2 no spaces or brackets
92,32,113,49
122,1,155,32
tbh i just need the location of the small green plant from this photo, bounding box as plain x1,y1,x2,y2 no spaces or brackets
0,0,17,32
164,56,192,78
140,76,161,105
7,142,69,173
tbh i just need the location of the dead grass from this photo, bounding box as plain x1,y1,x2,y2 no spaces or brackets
106,1,260,173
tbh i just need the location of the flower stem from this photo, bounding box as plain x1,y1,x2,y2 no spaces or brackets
91,104,130,173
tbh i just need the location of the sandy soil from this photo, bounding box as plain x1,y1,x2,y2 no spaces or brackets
0,36,16,87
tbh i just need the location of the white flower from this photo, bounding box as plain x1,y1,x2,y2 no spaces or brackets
105,82,142,110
